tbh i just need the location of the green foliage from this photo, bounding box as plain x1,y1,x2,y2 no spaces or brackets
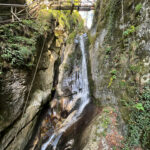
67,31,77,43
38,9,83,33
119,80,126,88
38,9,84,43
112,75,116,80
0,8,83,69
22,19,46,33
1,45,34,67
14,36,35,45
123,26,136,37
107,0,120,40
124,84,150,149
19,47,33,59
133,103,144,111
105,46,112,55
1,53,12,61
22,19,34,26
120,99,130,107
104,55,109,59
108,77,113,88
135,3,142,13
0,20,38,68
108,69,117,87
110,69,117,75
102,117,110,128
129,64,141,73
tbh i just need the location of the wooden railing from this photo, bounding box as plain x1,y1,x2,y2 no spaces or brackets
0,0,95,24
0,3,40,24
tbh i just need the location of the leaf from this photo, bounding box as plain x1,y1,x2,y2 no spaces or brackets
134,103,144,111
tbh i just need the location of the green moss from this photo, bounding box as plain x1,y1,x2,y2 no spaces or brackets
123,26,136,37
0,20,39,68
38,9,84,35
124,84,150,149
119,80,126,88
129,64,141,74
92,0,101,29
106,0,120,40
110,69,117,75
135,3,142,13
105,46,112,55
88,32,98,45
108,77,113,88
0,7,83,69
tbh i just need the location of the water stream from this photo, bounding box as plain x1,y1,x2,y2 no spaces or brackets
41,34,90,150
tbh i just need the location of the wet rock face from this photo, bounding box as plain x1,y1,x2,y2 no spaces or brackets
0,69,27,132
81,0,150,149
81,107,124,150
0,34,59,149
90,0,150,106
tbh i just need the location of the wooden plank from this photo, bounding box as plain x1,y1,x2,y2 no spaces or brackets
51,4,95,7
51,1,93,5
11,6,14,22
51,6,95,10
0,3,27,8
11,11,21,21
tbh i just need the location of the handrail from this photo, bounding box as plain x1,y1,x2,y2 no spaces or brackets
0,1,95,24
0,3,27,7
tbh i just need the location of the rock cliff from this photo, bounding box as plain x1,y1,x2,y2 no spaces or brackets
0,0,150,150
0,6,84,149
81,0,150,149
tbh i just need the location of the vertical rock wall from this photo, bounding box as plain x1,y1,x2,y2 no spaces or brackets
81,0,150,149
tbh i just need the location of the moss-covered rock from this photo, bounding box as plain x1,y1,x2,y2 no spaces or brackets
0,5,84,150
83,0,150,149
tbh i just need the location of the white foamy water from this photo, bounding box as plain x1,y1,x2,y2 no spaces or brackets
41,34,90,150
80,10,94,29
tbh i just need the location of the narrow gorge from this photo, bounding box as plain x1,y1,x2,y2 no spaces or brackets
0,0,150,150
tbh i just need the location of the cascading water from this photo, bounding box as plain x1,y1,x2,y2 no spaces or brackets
41,34,90,150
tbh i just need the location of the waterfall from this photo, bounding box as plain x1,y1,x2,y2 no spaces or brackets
41,34,90,150
78,34,90,114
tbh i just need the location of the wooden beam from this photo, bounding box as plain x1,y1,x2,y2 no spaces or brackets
11,11,21,21
51,6,95,11
50,5,95,10
0,3,27,8
11,6,14,22
51,4,95,7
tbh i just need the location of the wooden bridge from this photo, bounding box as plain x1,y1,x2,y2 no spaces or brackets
0,0,95,24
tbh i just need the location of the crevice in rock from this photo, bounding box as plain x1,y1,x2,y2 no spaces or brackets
24,52,61,150
3,111,40,150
